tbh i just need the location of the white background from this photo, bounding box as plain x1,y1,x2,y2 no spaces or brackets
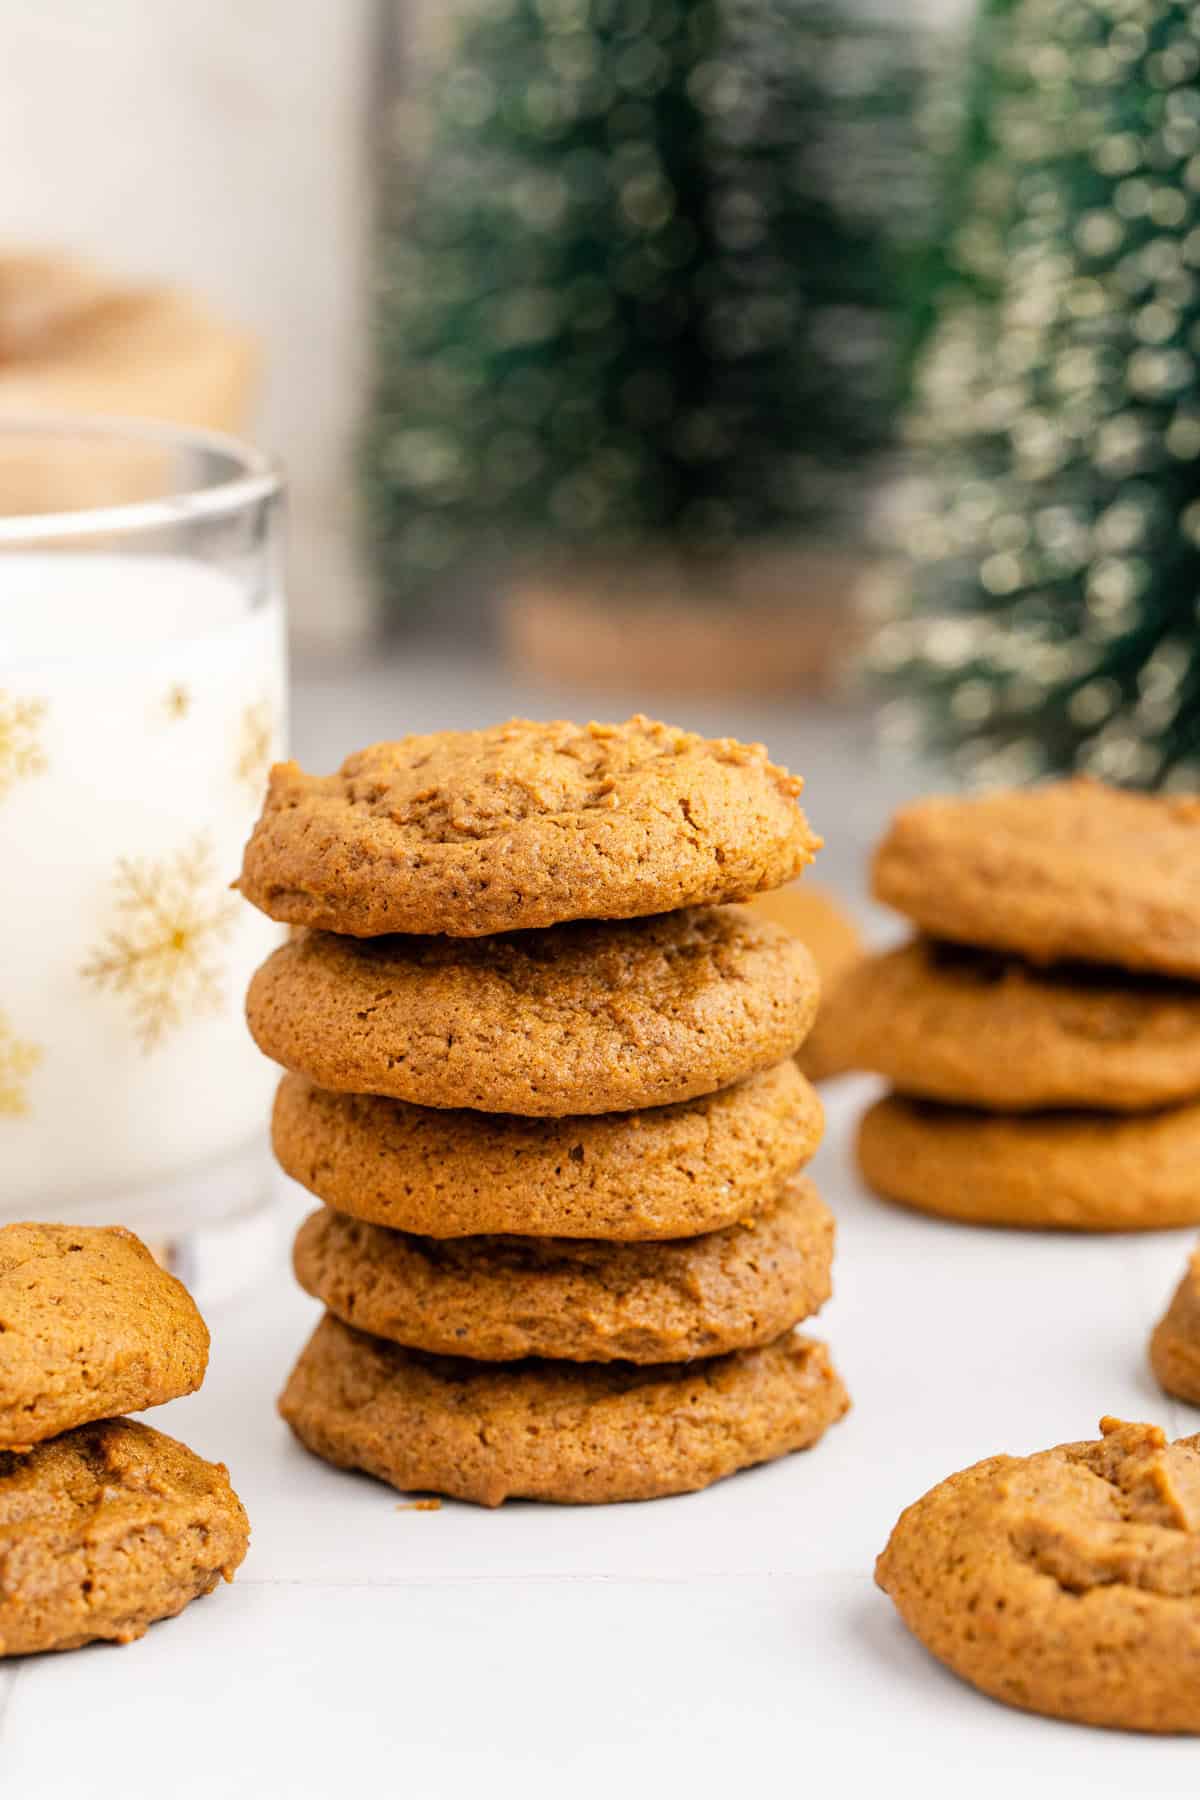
2,658,1199,1796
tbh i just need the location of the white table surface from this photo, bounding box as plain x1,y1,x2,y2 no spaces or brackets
4,652,1198,1797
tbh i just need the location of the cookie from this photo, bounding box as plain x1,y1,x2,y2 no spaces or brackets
877,1416,1200,1733
272,1061,822,1240
857,1094,1200,1231
873,780,1200,977
809,938,1200,1112
247,907,819,1116
0,1222,209,1451
279,1313,849,1506
1150,1250,1200,1406
748,883,862,988
747,883,863,1081
0,1418,248,1656
238,716,819,938
292,1176,834,1364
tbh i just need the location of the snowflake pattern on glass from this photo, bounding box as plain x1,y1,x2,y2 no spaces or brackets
81,834,239,1051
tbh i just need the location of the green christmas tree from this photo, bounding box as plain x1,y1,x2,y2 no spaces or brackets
363,0,924,613
874,0,1200,788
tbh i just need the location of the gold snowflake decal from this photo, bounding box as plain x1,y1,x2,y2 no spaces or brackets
0,690,48,801
81,834,239,1052
235,698,276,795
0,1010,42,1117
163,682,192,723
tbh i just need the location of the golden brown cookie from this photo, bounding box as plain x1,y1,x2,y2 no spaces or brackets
0,1418,248,1655
877,1416,1200,1733
873,780,1200,976
857,1094,1200,1231
809,938,1200,1112
292,1176,834,1364
0,1223,209,1451
279,1313,849,1506
1150,1250,1200,1406
247,908,819,1116
272,1062,822,1240
238,716,819,938
747,883,863,1081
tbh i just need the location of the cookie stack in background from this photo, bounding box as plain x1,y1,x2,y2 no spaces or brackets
238,717,849,1506
0,1223,248,1655
810,781,1200,1231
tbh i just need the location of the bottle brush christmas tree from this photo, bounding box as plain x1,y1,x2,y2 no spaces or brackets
874,0,1200,788
363,0,924,653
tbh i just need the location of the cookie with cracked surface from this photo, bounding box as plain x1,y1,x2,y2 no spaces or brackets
1150,1250,1200,1406
746,883,863,1081
808,938,1200,1111
291,1175,834,1363
877,1416,1200,1733
247,906,819,1116
873,780,1200,977
238,715,819,938
0,1222,209,1451
857,1094,1200,1231
0,1418,248,1656
279,1313,849,1506
272,1061,822,1240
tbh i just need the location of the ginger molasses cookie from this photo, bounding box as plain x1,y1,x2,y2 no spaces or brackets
873,780,1200,977
239,716,819,938
748,883,862,988
857,1094,1200,1231
810,938,1200,1112
272,1062,822,1240
0,1418,248,1656
747,883,863,1082
247,907,819,1116
292,1176,834,1364
279,1313,849,1506
0,1223,209,1451
1150,1250,1200,1406
877,1416,1200,1733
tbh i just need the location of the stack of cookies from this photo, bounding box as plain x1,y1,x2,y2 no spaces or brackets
0,1223,248,1655
238,716,850,1505
809,780,1200,1231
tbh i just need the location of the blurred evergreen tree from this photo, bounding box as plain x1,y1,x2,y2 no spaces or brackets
874,0,1200,788
364,0,925,614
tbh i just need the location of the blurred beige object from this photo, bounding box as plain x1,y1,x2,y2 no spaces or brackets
748,885,864,1081
503,547,873,696
0,251,256,516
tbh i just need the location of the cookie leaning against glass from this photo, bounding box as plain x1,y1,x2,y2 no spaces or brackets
240,716,850,1506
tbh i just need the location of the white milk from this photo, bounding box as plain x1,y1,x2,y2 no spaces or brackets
0,553,286,1215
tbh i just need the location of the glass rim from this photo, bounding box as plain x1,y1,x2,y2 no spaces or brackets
0,413,282,544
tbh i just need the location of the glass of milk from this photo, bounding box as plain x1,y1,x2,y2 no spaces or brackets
0,417,287,1300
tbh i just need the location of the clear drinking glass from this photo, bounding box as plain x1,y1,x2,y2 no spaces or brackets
0,416,287,1301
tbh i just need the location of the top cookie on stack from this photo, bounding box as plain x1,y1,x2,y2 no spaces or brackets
239,716,849,1506
818,779,1200,1231
237,714,819,937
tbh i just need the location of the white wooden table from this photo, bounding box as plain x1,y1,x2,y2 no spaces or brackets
2,652,1197,1797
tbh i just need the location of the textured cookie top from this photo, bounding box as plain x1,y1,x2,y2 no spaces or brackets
247,906,820,1116
858,1093,1200,1232
811,938,1200,1112
0,1418,249,1656
279,1312,848,1506
292,1175,834,1363
0,1223,209,1450
873,779,1200,975
273,1061,822,1240
877,1417,1200,1733
238,716,819,937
